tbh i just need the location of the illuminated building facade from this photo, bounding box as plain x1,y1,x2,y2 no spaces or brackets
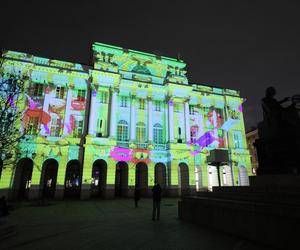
0,42,252,199
246,128,259,175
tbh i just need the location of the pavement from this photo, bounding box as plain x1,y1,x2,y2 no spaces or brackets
0,198,272,250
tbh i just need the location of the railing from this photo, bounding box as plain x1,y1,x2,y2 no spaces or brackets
116,141,129,148
153,143,169,150
136,142,148,149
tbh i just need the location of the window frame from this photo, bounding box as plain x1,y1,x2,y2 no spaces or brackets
153,123,163,144
117,120,129,142
136,122,146,142
55,86,65,99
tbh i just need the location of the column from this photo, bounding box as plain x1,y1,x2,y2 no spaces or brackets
130,95,136,141
148,97,153,142
63,88,74,135
88,89,97,135
109,88,118,138
184,100,191,142
168,98,174,142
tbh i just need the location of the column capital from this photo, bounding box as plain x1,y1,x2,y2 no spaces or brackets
184,97,191,103
166,95,174,106
130,94,136,100
110,86,119,93
147,96,153,102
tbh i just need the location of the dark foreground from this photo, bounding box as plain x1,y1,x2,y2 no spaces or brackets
0,198,271,250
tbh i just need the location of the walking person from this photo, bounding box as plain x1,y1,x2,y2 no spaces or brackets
152,182,162,221
134,186,140,208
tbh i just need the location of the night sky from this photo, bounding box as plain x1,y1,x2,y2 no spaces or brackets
2,0,300,131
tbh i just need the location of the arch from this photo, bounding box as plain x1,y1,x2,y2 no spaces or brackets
238,166,249,186
40,159,58,198
154,163,166,191
208,165,219,191
136,122,146,142
222,165,233,186
91,159,107,198
153,123,163,144
136,162,148,197
178,162,190,196
115,161,128,197
13,158,33,199
117,120,129,142
64,160,81,199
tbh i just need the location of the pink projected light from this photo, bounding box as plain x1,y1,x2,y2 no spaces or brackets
110,147,133,161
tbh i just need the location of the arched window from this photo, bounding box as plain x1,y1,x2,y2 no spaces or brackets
153,123,163,144
136,122,146,142
117,120,129,141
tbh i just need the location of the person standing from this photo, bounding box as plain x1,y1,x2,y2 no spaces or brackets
152,182,162,221
134,186,140,208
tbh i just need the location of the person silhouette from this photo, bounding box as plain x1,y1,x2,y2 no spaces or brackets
134,186,140,208
152,182,162,221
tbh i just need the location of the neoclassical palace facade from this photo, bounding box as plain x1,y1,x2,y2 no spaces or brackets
0,42,251,199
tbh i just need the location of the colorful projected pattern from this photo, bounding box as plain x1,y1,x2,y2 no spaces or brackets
0,43,252,199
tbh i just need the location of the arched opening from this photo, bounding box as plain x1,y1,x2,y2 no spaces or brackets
154,163,166,195
195,165,202,191
13,158,33,199
91,159,107,197
136,162,148,197
41,159,58,198
222,165,233,186
64,160,81,199
208,165,219,191
238,166,249,186
178,162,190,196
115,161,128,197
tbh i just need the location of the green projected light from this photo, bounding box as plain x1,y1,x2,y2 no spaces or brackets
0,43,252,200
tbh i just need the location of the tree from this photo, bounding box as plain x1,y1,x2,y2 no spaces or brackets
0,52,28,168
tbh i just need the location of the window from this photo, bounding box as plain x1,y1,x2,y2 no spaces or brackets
189,105,195,115
136,122,146,142
73,119,84,138
77,89,86,101
96,119,104,137
50,118,61,137
33,83,44,96
233,130,243,149
190,131,197,143
121,96,127,107
100,91,108,103
117,120,128,141
27,117,39,135
139,99,145,110
55,86,65,99
155,101,161,112
174,103,180,112
153,123,163,144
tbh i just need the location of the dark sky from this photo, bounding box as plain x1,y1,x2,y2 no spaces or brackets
2,0,300,131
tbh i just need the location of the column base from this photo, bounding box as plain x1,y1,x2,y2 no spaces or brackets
166,186,179,197
28,185,40,200
80,184,91,200
54,185,64,200
105,184,116,199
